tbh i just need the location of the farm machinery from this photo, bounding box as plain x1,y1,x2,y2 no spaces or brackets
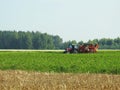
64,43,99,53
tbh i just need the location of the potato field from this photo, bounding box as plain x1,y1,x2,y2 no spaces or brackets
0,51,120,74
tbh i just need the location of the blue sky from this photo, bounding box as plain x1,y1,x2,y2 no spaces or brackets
0,0,120,42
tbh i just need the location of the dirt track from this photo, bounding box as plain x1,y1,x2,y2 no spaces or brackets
0,70,120,90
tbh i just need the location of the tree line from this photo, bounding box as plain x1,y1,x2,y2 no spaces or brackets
0,30,120,49
0,31,63,49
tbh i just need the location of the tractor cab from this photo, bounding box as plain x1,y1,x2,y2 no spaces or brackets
64,44,78,53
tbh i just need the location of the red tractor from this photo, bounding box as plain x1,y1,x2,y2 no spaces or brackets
64,43,99,53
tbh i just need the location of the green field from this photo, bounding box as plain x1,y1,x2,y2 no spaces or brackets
0,51,120,74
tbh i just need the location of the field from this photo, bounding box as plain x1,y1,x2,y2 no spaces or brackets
0,51,120,74
0,70,120,90
0,50,120,90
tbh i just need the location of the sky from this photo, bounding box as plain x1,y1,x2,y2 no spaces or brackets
0,0,120,42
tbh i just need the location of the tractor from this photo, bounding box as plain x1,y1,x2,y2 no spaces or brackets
64,44,78,53
64,43,99,53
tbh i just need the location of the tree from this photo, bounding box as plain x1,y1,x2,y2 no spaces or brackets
18,31,25,49
46,35,54,49
53,35,63,49
9,31,18,49
106,39,113,46
71,40,77,44
78,41,83,45
32,31,42,49
24,32,32,49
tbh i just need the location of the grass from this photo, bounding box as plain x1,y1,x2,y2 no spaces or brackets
0,51,120,74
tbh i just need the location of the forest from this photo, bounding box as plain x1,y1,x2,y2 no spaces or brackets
0,30,120,49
